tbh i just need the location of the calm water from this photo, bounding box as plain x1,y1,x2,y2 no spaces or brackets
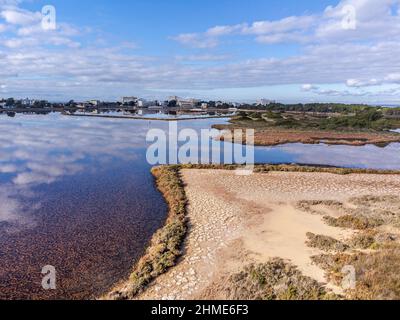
1,113,400,299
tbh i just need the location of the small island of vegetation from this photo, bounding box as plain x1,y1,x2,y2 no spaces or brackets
213,104,400,147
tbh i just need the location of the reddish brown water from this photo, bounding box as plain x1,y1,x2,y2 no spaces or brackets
0,114,167,299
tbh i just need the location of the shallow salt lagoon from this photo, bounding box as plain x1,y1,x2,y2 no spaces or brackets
0,112,400,299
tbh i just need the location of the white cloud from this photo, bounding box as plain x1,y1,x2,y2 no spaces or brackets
346,78,379,87
169,33,218,48
1,8,41,25
175,54,231,62
172,0,400,46
206,23,245,36
243,16,316,35
385,73,400,82
302,84,318,91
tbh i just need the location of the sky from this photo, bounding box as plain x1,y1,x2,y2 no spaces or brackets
0,0,400,103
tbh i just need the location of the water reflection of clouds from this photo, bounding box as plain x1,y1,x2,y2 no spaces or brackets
1,114,399,227
0,114,148,226
276,143,400,169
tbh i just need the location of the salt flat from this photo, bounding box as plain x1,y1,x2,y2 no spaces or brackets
139,169,400,300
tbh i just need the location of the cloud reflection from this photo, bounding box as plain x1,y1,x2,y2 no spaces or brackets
1,113,399,231
275,143,400,169
0,113,147,228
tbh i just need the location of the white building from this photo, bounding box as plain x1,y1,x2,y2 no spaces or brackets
138,99,160,108
88,100,100,106
21,98,34,106
168,96,180,102
257,99,275,106
122,96,138,104
177,98,200,109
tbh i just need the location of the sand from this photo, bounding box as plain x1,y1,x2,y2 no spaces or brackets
138,169,400,300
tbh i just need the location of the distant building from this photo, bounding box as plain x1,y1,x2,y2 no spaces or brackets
122,96,138,104
166,96,201,109
177,101,193,109
168,96,180,102
137,99,148,107
76,103,87,109
257,99,275,106
88,100,100,106
201,102,208,110
21,98,34,106
177,99,200,109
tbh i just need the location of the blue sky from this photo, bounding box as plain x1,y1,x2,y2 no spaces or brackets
1,0,400,103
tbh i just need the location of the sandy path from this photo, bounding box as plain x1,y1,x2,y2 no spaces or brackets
139,170,400,300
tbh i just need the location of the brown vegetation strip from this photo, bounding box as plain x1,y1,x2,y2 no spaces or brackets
180,163,400,175
213,125,400,147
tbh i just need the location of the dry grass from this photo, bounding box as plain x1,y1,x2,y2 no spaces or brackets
297,194,400,300
349,231,378,249
323,215,384,230
181,163,400,175
213,122,400,147
306,232,349,252
213,118,400,146
312,244,400,300
305,195,400,300
202,259,338,300
348,195,400,227
297,200,344,215
298,195,400,229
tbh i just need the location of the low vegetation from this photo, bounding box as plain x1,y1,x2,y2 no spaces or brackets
311,244,400,300
296,200,344,215
232,108,400,131
306,233,349,252
302,195,400,300
349,231,378,250
203,259,338,300
181,163,400,175
214,108,400,147
323,215,384,230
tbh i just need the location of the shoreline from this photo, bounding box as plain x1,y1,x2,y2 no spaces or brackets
105,165,188,300
63,113,233,122
104,164,400,300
